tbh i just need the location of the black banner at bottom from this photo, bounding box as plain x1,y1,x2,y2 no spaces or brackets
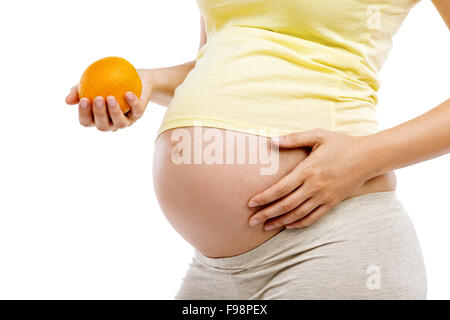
0,300,443,318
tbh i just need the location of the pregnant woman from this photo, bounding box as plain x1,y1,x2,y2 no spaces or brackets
66,0,450,299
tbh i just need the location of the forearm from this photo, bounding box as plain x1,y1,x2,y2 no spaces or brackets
143,61,196,107
432,0,450,29
362,98,450,179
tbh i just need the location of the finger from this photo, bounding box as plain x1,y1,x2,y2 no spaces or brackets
249,186,311,226
271,129,326,148
125,92,145,120
248,164,306,208
78,98,94,127
107,96,129,129
285,204,331,229
92,96,112,132
66,85,80,105
264,198,322,231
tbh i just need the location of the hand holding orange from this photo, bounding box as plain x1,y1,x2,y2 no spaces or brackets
78,57,142,113
66,57,152,132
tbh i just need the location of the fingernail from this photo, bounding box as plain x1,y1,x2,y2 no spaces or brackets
265,224,277,231
80,99,88,109
249,219,261,227
286,225,295,229
95,98,103,108
248,200,258,208
107,96,116,108
126,92,135,102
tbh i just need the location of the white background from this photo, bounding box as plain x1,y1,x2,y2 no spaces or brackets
0,0,448,299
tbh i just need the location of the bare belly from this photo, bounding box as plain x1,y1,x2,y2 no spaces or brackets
153,127,396,258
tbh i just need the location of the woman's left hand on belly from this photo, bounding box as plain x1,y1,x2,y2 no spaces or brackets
247,129,373,230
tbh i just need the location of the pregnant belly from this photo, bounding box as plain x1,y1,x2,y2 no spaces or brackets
153,127,396,258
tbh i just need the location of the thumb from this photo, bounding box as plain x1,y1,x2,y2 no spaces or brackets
65,85,80,105
271,129,326,148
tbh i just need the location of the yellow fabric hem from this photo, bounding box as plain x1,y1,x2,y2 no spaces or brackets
154,118,296,144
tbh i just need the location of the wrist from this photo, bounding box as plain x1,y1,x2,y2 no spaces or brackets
141,68,170,105
142,68,160,94
138,61,196,107
355,133,391,181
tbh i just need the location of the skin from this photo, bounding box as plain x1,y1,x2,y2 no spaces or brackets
66,3,449,231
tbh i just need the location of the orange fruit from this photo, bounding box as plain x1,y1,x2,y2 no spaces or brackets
78,57,142,113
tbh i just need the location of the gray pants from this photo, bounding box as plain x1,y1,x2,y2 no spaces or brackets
176,191,427,300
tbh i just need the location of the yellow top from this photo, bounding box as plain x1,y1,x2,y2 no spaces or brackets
157,0,420,139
